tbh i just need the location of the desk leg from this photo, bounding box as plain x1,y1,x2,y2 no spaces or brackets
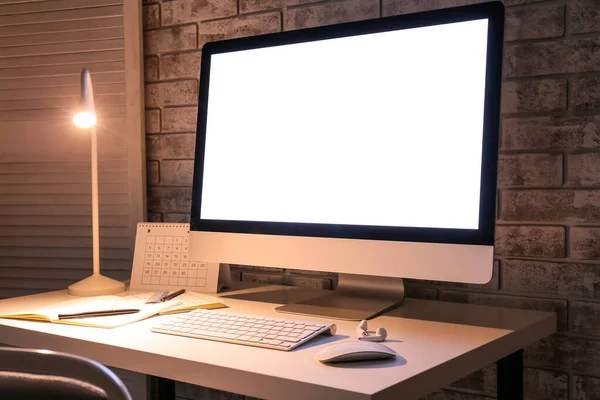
497,349,523,400
149,376,175,400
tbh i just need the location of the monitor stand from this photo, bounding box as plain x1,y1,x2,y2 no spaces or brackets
275,273,405,321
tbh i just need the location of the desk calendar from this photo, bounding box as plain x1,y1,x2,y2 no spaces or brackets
130,223,220,293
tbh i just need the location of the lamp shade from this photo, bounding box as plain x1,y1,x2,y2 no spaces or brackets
73,69,97,129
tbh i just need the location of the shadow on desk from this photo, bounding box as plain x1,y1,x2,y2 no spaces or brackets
384,299,543,331
323,355,407,369
221,285,548,332
292,334,349,351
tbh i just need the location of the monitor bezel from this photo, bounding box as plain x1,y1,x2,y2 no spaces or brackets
191,2,504,246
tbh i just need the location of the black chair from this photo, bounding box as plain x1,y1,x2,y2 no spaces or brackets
0,347,132,400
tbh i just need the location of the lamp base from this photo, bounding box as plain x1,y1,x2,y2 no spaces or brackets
68,274,125,297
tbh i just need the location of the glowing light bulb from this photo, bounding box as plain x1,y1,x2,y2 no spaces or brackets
73,111,97,128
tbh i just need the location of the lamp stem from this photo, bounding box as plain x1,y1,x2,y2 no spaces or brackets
91,126,100,276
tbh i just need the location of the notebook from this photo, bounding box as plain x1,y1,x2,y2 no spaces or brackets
0,295,180,329
124,291,227,315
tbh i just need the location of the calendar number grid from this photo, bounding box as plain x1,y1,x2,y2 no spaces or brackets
141,235,208,288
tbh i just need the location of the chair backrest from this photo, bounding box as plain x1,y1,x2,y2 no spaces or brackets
0,347,132,400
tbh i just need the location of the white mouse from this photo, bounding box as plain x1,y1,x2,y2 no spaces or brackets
315,341,397,363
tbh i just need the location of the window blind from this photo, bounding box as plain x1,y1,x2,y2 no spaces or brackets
0,0,145,298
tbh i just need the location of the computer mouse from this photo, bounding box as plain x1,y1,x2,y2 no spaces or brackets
315,341,397,363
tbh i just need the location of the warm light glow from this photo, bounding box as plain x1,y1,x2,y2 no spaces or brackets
73,111,97,128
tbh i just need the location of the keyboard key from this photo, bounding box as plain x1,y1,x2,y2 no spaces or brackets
259,339,281,346
275,336,300,343
191,329,237,340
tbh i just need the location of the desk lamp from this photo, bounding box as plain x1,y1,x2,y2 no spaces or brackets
67,68,125,296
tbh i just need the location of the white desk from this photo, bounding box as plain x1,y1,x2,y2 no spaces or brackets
0,286,556,400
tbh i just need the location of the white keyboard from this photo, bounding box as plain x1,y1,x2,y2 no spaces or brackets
152,309,337,351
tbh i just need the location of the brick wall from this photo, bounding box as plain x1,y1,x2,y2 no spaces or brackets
142,1,600,399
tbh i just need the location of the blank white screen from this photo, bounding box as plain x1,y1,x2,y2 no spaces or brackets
201,19,489,230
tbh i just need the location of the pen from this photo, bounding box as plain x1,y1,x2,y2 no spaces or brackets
160,289,185,302
58,309,140,320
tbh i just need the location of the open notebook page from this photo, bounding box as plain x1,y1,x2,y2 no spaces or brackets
0,295,180,328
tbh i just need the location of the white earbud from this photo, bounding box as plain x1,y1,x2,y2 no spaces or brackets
356,320,369,337
356,320,387,342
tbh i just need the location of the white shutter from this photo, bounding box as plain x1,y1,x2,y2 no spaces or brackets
0,1,145,298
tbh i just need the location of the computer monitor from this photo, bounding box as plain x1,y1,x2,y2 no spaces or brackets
190,2,504,319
